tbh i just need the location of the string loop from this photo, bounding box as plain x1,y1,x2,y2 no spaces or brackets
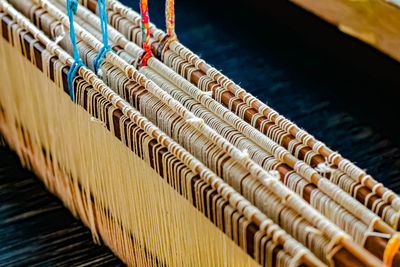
94,0,113,74
66,0,86,101
159,0,178,57
165,0,176,39
139,0,152,67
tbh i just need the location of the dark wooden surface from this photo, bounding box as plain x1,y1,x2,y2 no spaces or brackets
0,139,124,267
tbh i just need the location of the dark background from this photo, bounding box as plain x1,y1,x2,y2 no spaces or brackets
2,0,400,265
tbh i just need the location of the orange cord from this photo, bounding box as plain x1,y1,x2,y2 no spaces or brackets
165,0,175,38
384,233,400,266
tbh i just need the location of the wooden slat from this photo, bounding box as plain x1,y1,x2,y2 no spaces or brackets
290,0,400,62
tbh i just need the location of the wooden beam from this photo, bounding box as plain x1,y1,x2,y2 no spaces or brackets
290,0,400,62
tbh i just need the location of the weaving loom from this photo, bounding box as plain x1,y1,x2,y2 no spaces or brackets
1,0,400,266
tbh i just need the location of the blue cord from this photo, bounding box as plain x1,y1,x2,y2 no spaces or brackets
94,0,113,74
66,0,86,101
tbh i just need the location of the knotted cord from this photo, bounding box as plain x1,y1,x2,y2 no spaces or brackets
93,0,113,74
139,0,152,66
66,0,86,101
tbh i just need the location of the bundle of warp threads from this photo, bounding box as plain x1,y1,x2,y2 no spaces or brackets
0,1,322,266
36,0,400,261
1,0,400,266
16,0,382,262
54,0,398,260
97,0,400,229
